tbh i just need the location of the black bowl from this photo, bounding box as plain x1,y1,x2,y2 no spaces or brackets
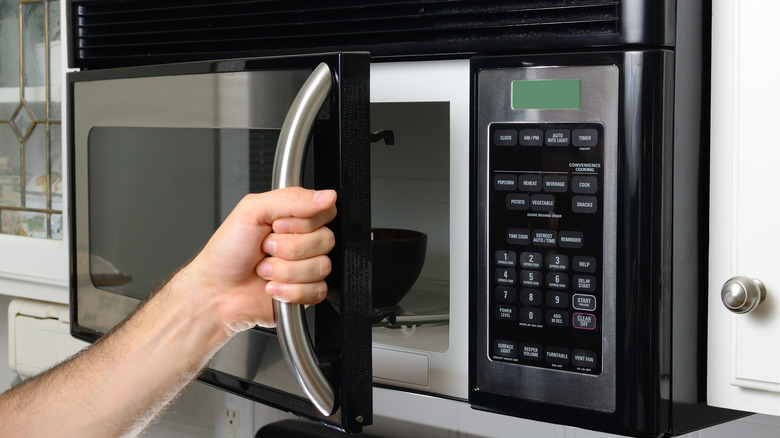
371,228,427,308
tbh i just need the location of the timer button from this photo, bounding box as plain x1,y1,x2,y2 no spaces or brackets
572,129,599,147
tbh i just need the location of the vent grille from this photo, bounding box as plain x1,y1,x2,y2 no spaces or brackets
71,0,622,68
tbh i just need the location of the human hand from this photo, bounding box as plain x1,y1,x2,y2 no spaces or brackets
180,187,337,336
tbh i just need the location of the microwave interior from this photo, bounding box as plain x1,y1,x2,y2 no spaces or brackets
369,101,451,353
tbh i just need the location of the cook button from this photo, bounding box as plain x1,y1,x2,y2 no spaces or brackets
494,129,518,146
572,129,599,147
572,349,598,368
573,312,597,330
572,176,598,194
545,346,570,365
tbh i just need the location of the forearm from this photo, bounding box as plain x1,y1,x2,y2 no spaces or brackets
0,265,228,438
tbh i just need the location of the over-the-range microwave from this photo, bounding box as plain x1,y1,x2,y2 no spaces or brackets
66,0,743,436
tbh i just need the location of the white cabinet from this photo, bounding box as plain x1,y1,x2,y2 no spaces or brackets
708,0,780,415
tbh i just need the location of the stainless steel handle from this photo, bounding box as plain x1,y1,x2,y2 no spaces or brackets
271,62,335,416
721,276,767,314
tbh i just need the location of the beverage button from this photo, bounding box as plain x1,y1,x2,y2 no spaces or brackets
495,250,517,267
543,175,568,193
531,194,555,212
494,174,517,191
572,349,598,368
518,129,543,146
546,310,570,327
518,174,542,192
520,343,543,361
572,129,599,147
573,312,597,330
573,256,597,273
572,196,598,214
494,129,518,146
545,129,571,146
572,294,597,311
572,176,598,194
559,231,584,248
545,346,570,365
506,193,530,210
494,339,518,358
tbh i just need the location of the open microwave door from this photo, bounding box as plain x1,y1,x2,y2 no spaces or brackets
68,53,372,432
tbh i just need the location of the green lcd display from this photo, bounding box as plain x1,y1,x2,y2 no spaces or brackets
511,79,581,109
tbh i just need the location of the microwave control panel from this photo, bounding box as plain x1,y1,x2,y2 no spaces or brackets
489,122,604,375
474,62,618,413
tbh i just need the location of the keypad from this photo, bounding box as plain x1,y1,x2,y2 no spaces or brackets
488,123,603,375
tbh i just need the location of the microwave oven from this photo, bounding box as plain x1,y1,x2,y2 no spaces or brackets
66,0,742,436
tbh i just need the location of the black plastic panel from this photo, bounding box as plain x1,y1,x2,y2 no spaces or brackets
67,0,677,69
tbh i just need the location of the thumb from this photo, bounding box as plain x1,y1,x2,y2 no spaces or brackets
238,187,337,227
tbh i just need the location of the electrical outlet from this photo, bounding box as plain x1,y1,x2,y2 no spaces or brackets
214,393,254,438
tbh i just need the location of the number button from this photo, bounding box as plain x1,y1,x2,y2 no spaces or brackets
495,286,517,303
521,270,542,288
519,288,542,306
520,252,542,269
495,268,516,285
495,250,517,267
546,254,569,271
546,291,569,308
546,272,569,289
519,307,543,324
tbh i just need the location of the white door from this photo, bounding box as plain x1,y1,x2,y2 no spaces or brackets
708,0,780,415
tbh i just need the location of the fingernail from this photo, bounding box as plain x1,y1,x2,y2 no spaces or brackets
313,189,335,204
267,283,288,301
263,236,277,255
258,261,272,278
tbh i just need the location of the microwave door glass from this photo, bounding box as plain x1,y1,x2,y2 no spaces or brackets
88,127,277,300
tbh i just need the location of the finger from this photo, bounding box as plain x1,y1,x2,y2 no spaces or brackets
272,207,337,234
257,255,332,284
262,227,335,260
237,188,337,227
266,280,328,305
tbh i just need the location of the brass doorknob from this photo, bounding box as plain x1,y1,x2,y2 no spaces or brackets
721,276,767,314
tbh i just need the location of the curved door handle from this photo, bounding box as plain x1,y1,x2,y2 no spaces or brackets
271,62,335,416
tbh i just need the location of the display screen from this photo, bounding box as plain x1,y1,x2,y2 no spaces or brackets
511,79,581,110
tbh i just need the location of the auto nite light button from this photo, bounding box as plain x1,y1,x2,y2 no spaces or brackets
573,312,597,330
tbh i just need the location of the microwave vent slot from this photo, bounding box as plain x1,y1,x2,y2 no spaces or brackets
70,0,622,68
